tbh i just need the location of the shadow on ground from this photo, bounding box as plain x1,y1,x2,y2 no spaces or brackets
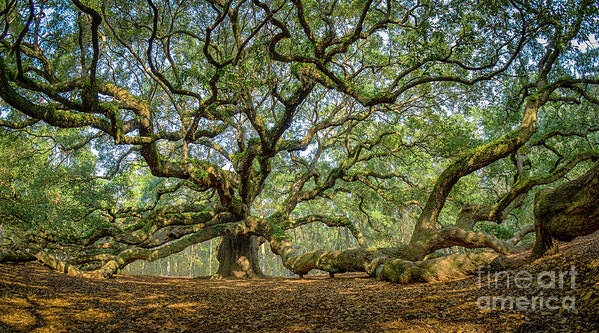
1,233,598,332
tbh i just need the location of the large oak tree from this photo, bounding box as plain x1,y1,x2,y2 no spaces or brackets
0,0,598,281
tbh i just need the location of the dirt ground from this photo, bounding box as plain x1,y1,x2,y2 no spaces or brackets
1,234,598,333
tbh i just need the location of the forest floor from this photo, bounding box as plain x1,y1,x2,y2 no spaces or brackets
1,234,599,333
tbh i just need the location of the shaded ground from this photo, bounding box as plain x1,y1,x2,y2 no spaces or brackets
1,234,598,333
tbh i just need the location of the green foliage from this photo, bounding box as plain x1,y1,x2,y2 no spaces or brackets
474,222,515,240
0,128,127,240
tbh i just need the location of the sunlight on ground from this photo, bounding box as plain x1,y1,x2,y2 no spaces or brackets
0,308,37,328
0,279,48,289
34,297,72,307
0,296,31,306
72,308,115,322
166,301,208,309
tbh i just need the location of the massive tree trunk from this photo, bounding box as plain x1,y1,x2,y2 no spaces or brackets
215,234,263,278
532,162,599,257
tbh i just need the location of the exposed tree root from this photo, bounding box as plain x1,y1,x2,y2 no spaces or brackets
376,252,501,283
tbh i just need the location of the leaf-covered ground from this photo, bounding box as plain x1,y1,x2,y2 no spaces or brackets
1,234,598,333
